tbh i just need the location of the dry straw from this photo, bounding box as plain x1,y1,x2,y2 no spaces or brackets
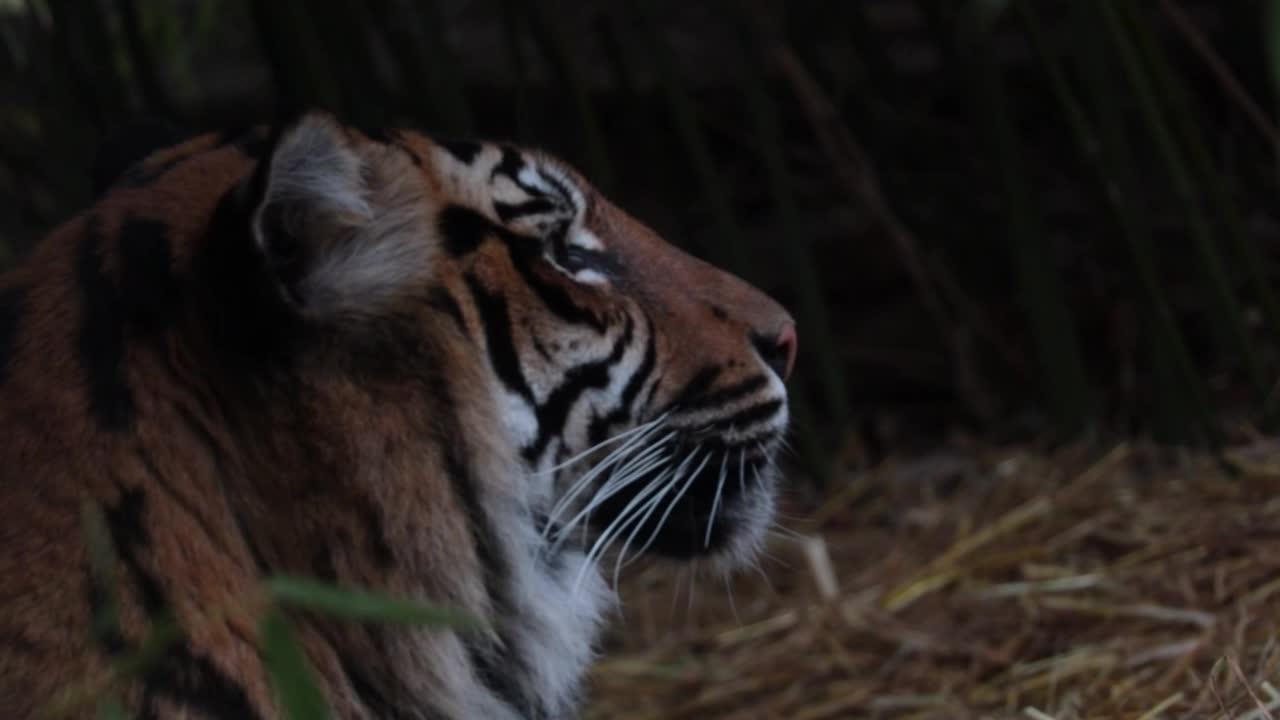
586,438,1280,719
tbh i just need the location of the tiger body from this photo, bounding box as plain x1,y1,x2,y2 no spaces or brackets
0,113,795,719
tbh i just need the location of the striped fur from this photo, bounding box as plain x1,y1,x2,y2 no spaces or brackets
0,112,795,719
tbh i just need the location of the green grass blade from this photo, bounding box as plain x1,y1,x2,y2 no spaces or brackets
95,696,128,720
1122,2,1273,402
1100,1,1262,398
1067,1,1218,444
80,498,121,650
260,609,331,720
265,576,478,628
963,6,1094,431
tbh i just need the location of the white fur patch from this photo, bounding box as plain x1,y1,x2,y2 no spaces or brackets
253,114,430,319
569,229,604,252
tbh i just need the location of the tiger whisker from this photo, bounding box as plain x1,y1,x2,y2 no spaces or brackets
541,419,668,528
550,437,673,549
622,449,710,569
738,446,747,496
607,469,681,591
703,451,729,549
542,426,672,540
609,447,715,589
534,412,668,477
724,572,741,626
572,462,680,592
593,448,701,573
576,448,690,568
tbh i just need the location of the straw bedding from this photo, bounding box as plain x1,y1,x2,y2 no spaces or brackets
585,438,1280,719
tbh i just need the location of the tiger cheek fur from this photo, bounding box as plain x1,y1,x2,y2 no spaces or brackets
0,111,795,719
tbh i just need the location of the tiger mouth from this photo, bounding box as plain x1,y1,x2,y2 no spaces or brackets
570,427,783,564
597,444,777,559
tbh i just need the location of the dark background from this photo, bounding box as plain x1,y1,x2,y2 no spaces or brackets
4,0,1279,482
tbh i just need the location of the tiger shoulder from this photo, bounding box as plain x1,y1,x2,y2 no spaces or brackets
0,111,796,719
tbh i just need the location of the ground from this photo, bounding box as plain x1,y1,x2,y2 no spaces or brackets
586,437,1280,719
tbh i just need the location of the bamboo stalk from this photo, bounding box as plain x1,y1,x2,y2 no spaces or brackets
1055,1,1218,444
1124,3,1278,411
959,6,1094,432
1100,1,1263,402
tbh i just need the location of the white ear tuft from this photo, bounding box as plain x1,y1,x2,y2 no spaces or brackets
251,112,427,319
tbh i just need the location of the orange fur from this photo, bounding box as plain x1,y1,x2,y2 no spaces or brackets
0,114,794,719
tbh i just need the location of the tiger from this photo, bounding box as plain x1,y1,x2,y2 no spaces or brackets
0,111,796,719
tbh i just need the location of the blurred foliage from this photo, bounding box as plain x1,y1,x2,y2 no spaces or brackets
4,0,1280,473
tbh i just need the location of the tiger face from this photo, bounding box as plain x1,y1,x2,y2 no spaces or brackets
0,110,795,718
254,113,796,572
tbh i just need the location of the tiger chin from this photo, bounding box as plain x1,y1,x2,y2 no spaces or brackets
0,111,795,719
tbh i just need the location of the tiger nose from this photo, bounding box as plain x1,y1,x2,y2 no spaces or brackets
755,322,798,381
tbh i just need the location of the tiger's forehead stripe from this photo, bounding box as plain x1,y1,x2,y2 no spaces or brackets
0,112,792,719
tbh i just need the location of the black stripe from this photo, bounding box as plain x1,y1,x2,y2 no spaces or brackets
524,317,634,463
586,318,656,446
103,486,263,719
394,139,424,167
531,332,555,363
677,374,769,414
133,447,239,562
118,216,180,335
534,168,576,208
103,487,166,615
507,254,605,332
438,205,501,257
358,499,396,569
427,356,539,717
464,274,535,404
491,146,527,185
333,646,449,720
494,197,558,223
620,319,657,413
703,399,784,432
641,374,663,412
139,640,263,720
662,364,722,414
78,222,135,432
0,285,26,386
168,400,273,575
437,139,482,165
437,205,604,332
426,287,467,335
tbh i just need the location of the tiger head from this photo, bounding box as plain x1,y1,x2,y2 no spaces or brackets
243,112,796,574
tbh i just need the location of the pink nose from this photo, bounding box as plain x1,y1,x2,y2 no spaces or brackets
762,322,798,381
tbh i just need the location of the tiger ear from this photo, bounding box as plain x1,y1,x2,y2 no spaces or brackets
250,111,426,319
